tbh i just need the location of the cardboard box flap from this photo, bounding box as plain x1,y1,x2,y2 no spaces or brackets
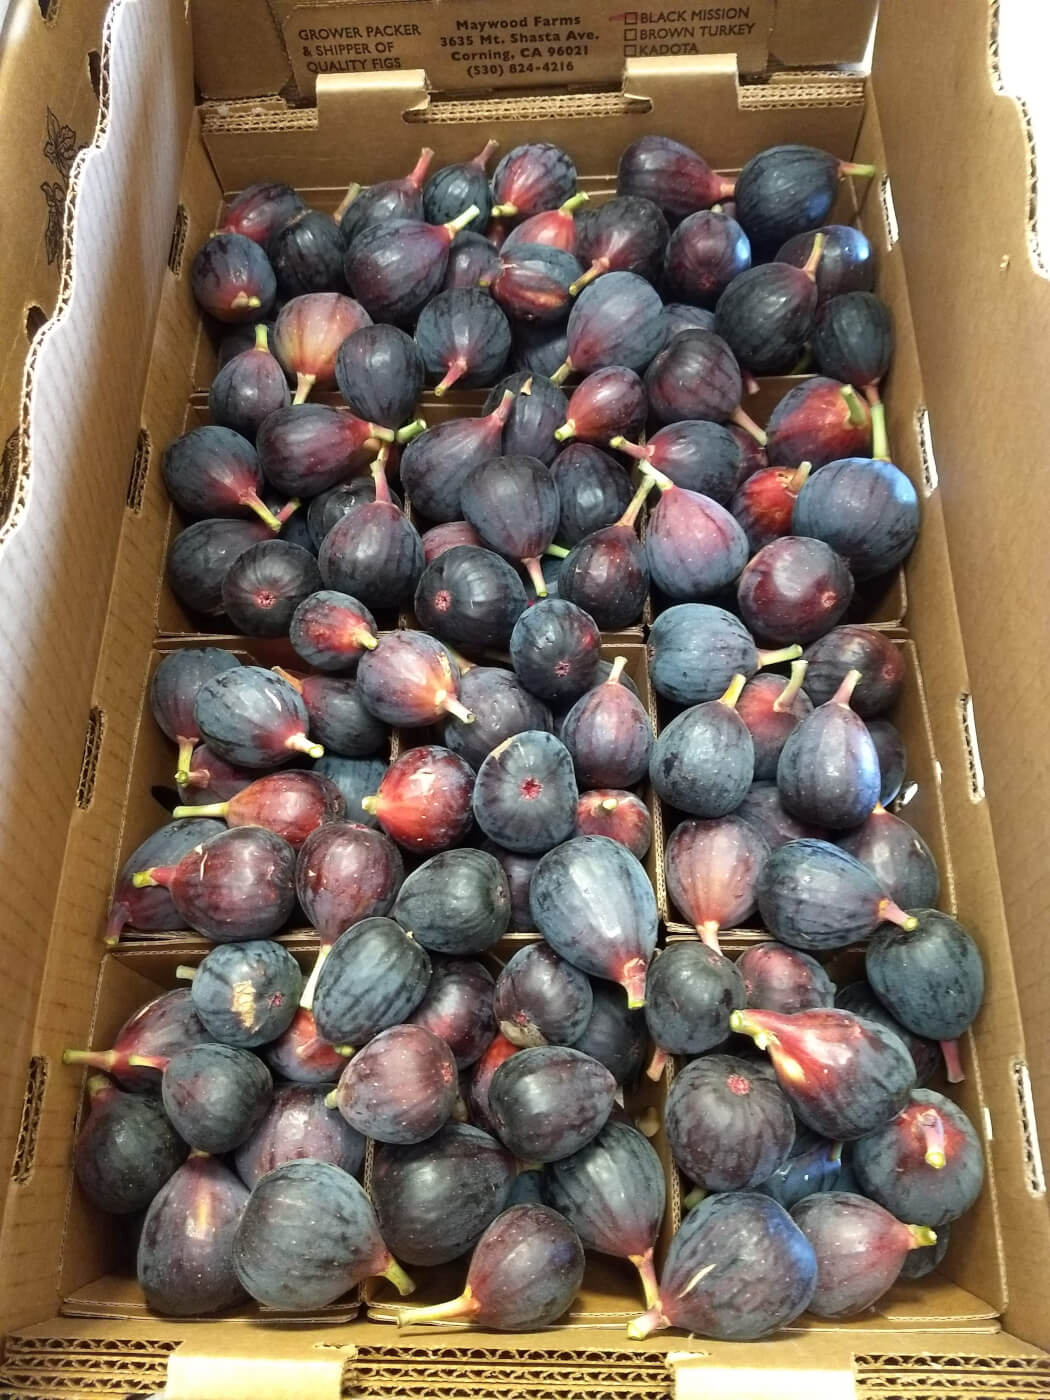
190,0,878,101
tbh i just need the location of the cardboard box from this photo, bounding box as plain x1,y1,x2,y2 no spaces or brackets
1,0,1050,1394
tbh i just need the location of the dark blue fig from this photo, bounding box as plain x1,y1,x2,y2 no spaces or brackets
813,291,894,390
424,140,498,228
312,916,431,1048
488,1045,616,1162
484,371,567,465
218,182,304,245
663,302,716,338
839,805,940,909
573,194,669,287
344,209,477,324
793,456,919,580
416,287,511,392
802,624,905,716
737,661,813,780
268,209,346,297
318,459,424,609
444,666,551,771
791,1191,937,1318
508,1169,545,1205
494,943,593,1048
288,591,380,678
734,144,876,256
393,848,510,955
335,323,424,431
649,675,754,817
556,484,651,630
191,232,276,322
736,780,826,849
835,980,940,1086
234,1083,365,1188
484,843,539,930
331,1024,458,1144
614,420,741,504
338,148,434,242
491,142,577,221
642,467,749,600
156,1044,271,1153
137,1155,249,1315
185,939,300,1047
529,835,658,1007
550,443,632,544
414,546,527,652
664,209,750,307
72,1074,187,1214
866,910,983,1082
777,669,880,829
664,816,769,952
737,944,834,1015
628,1192,816,1339
756,1128,843,1209
208,324,290,439
738,535,854,646
234,1158,414,1307
868,718,907,804
513,319,570,378
756,838,916,951
616,135,733,220
647,604,801,706
167,517,274,618
731,1007,917,1141
561,656,653,789
776,225,875,301
105,818,227,944
487,244,582,323
715,248,821,375
220,539,321,636
194,665,322,768
373,1122,514,1266
553,271,665,382
543,1120,665,1306
311,755,389,827
152,648,245,781
444,229,501,289
400,393,512,524
570,981,647,1084
461,454,559,597
643,329,764,440
410,958,496,1068
898,1222,950,1279
307,478,401,549
668,1053,795,1191
509,600,601,703
644,942,744,1072
853,1089,984,1227
472,730,578,855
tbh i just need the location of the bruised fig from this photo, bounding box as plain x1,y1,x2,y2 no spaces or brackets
415,288,511,392
642,464,748,600
344,207,479,323
183,939,300,1047
853,1089,984,1226
737,536,854,646
218,182,304,244
472,730,578,855
731,462,813,552
644,942,744,1073
647,604,801,706
731,1006,917,1140
357,630,474,727
576,790,651,859
443,666,551,770
664,209,751,307
495,943,593,1048
839,805,940,910
551,444,632,544
72,1074,186,1214
289,590,379,673
105,819,227,944
643,330,764,440
485,371,567,464
667,1054,795,1191
734,144,877,256
510,599,601,703
163,426,283,531
318,452,424,610
209,324,290,439
361,746,475,853
397,1203,584,1329
330,1024,458,1144
766,376,872,467
488,1046,615,1162
414,546,527,652
627,1193,816,1340
234,1159,414,1308
613,420,742,505
410,959,497,1068
491,142,578,221
561,656,653,789
738,944,834,1015
461,454,559,598
273,292,372,403
664,815,769,949
777,669,880,828
338,149,434,243
194,665,323,769
791,1192,936,1318
529,835,658,1007
572,195,668,290
234,1084,365,1188
137,1154,249,1316
649,675,754,817
756,838,916,951
191,233,276,322
776,225,875,301
553,272,666,383
401,391,514,522
423,140,499,228
334,323,425,432
803,625,905,716
616,135,734,220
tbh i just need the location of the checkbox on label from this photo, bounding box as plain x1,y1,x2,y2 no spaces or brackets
624,27,637,40
624,10,638,22
624,43,637,55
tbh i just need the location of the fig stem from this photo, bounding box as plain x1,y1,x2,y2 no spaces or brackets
85,1073,112,1099
253,323,269,353
559,191,589,215
370,445,393,504
728,1009,771,1051
550,358,573,386
64,1049,117,1071
323,1089,339,1110
367,422,397,444
275,497,302,525
543,544,569,559
918,1105,948,1165
773,658,808,713
490,201,519,218
756,642,803,669
599,797,619,812
877,897,918,932
519,376,534,395
171,801,228,820
471,138,500,171
636,459,674,493
831,667,863,708
787,461,812,495
434,357,468,397
719,672,747,710
334,1045,355,1057
682,1186,708,1210
285,733,324,759
840,160,878,178
869,396,891,462
174,965,197,982
801,230,826,280
272,665,304,693
629,1249,661,1310
382,1258,417,1297
293,372,316,405
131,866,172,889
397,1288,477,1327
396,418,427,444
717,174,736,200
491,389,516,429
909,1225,939,1248
841,383,867,427
332,181,361,223
568,256,609,296
175,737,196,787
299,944,332,1011
444,204,481,238
939,1039,965,1086
606,655,628,686
621,956,648,1010
742,369,760,397
229,292,262,310
645,1046,668,1082
409,147,435,189
552,419,576,441
607,434,649,462
441,695,476,725
243,492,284,533
523,556,548,598
626,1305,669,1340
103,903,128,947
731,405,768,446
619,475,657,530
697,920,722,953
360,795,380,815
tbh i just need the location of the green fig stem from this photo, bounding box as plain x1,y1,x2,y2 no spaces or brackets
630,1250,661,1310
719,672,747,710
174,965,197,982
831,668,862,708
909,1224,939,1249
840,159,878,179
756,642,803,669
368,422,396,444
645,1046,668,1082
607,434,649,462
360,795,380,815
188,1148,210,1160
64,1049,119,1072
434,357,468,397
550,358,572,386
618,474,657,530
490,201,519,219
801,230,826,281
285,733,324,759
523,557,548,598
729,1009,772,1052
396,418,427,444
243,492,284,533
175,737,196,787
131,866,172,889
299,944,332,1011
381,1258,417,1297
103,903,128,947
568,257,609,296
544,543,570,559
682,1185,708,1210
333,181,361,223
444,204,481,238
559,191,589,215
773,658,808,713
841,383,867,427
440,694,476,725
939,1039,964,1086
471,138,500,171
626,1304,669,1340
599,797,619,812
171,800,228,820
230,292,262,310
606,655,628,686
519,376,534,395
293,372,316,405
878,897,918,932
334,1044,355,1057
787,461,812,495
621,956,648,1010
323,1088,339,1110
85,1072,113,1099
553,419,576,441
251,324,268,354
637,459,674,492
697,920,722,953
870,397,890,462
731,405,768,446
397,1288,477,1327
490,389,516,429
917,1105,948,1166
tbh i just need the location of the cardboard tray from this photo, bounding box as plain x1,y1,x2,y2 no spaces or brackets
1,0,1050,1394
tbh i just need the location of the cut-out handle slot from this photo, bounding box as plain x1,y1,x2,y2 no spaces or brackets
168,203,188,277
915,406,939,494
880,172,899,248
959,693,986,802
126,427,152,512
11,1056,48,1185
76,706,105,809
1012,1059,1047,1197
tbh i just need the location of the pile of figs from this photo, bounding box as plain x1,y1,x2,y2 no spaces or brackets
63,132,986,1340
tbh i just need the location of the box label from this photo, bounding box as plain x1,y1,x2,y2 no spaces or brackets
284,0,772,93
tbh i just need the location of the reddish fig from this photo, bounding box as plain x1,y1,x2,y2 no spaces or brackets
362,745,475,852
344,207,479,323
612,420,743,505
318,451,424,610
664,208,751,306
643,329,765,440
172,770,343,848
106,819,227,943
736,781,826,850
766,376,872,467
616,135,734,220
641,463,749,600
503,191,588,252
560,656,653,789
491,142,578,221
575,790,651,859
485,243,582,322
163,426,284,531
557,479,654,629
234,1083,366,1188
554,366,647,446
357,629,474,727
421,520,482,562
552,272,665,382
288,589,378,672
792,1192,936,1317
737,659,813,779
664,815,769,950
273,293,372,403
191,233,276,322
217,182,304,244
401,390,514,522
731,461,813,551
737,536,854,645
209,324,291,440
466,1033,521,1134
263,1007,347,1085
738,944,835,1015
330,1024,459,1144
803,625,904,717
62,989,208,1092
839,804,939,910
410,958,496,1068
257,403,391,499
